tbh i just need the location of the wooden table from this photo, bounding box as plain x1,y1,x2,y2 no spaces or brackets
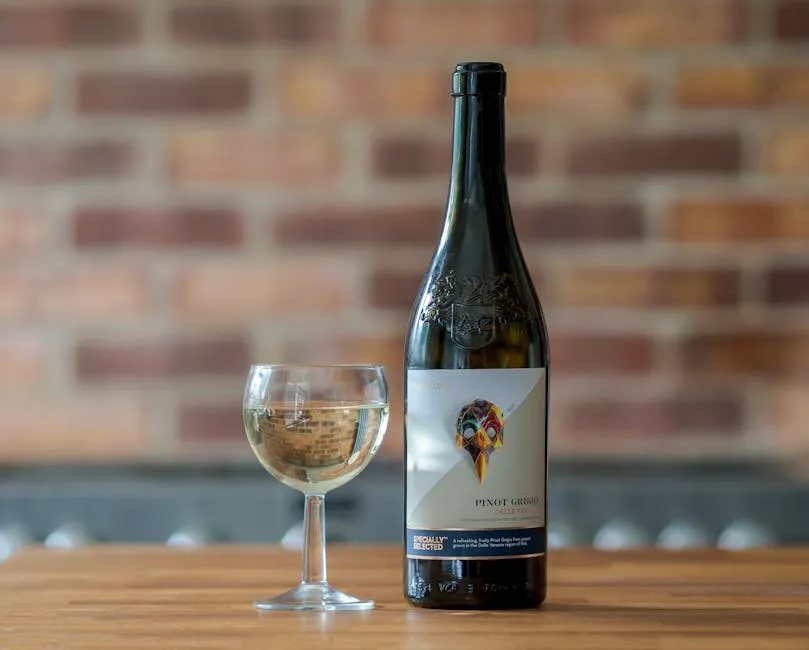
1,546,808,649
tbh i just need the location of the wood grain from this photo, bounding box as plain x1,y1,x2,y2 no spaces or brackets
1,546,808,649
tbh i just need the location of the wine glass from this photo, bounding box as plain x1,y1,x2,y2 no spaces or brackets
243,364,390,611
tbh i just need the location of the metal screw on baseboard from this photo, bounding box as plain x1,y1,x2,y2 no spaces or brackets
657,519,712,550
547,522,580,549
0,523,33,562
45,523,93,549
593,519,651,550
717,519,777,550
166,525,217,548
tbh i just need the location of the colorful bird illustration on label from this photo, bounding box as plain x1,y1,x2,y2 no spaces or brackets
455,399,505,484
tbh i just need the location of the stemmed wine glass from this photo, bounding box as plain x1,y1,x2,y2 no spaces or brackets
243,364,389,611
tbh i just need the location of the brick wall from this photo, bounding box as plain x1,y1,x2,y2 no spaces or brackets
0,0,807,464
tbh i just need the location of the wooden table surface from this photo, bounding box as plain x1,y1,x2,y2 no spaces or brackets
1,545,808,649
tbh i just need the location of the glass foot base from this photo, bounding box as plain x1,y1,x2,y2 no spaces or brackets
254,583,374,611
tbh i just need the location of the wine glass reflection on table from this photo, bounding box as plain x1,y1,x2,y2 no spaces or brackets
243,364,389,611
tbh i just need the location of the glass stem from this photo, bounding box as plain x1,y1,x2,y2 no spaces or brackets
301,494,327,585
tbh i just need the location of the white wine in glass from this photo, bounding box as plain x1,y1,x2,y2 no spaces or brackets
243,364,389,611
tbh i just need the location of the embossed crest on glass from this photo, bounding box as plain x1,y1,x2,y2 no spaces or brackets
243,364,389,611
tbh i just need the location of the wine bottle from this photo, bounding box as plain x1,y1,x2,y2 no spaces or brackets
403,62,549,609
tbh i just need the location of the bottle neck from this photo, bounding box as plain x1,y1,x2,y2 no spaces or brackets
440,93,514,252
447,93,509,213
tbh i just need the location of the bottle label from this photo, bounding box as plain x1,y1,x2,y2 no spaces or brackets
405,368,547,560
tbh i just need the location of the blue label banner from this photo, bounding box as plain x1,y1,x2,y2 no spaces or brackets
406,527,546,559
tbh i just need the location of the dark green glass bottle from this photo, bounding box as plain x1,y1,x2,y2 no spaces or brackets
403,62,549,609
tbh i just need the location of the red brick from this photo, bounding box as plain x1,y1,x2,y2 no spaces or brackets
180,404,245,443
0,208,45,254
373,136,538,179
279,63,445,120
676,65,760,109
677,64,809,109
683,331,809,375
370,270,423,310
551,334,654,375
507,140,541,176
766,126,809,175
668,199,809,243
176,259,357,322
509,140,543,177
74,207,243,248
78,73,250,115
554,267,740,308
0,395,147,461
170,130,337,186
275,205,440,246
282,336,404,368
0,331,46,388
0,264,147,323
767,382,809,452
0,4,139,48
775,0,809,41
76,336,248,382
172,3,337,45
509,66,647,117
0,276,25,321
0,67,49,118
366,0,541,48
515,202,644,242
766,267,809,304
281,337,405,458
567,132,742,176
42,266,147,323
0,140,134,183
565,394,744,437
371,138,440,179
566,0,744,47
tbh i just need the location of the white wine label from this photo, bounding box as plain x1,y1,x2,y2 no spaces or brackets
405,368,547,560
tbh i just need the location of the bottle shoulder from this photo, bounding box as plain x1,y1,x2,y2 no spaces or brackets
405,201,549,369
404,271,549,370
